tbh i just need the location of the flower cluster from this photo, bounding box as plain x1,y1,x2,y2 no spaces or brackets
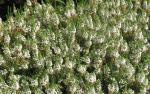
0,0,149,94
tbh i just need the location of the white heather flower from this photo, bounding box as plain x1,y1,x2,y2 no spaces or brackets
40,74,49,86
3,47,11,57
15,44,22,52
54,63,61,71
86,87,96,94
16,34,26,42
69,85,77,93
0,69,7,75
65,60,74,69
23,49,30,58
35,21,41,32
46,88,58,94
4,34,10,44
85,40,92,48
51,13,60,25
143,0,148,9
0,55,5,65
81,56,91,64
77,65,87,74
65,8,76,18
47,67,54,74
11,81,20,90
86,15,94,29
85,73,97,83
108,83,119,93
53,47,61,55
0,31,3,39
30,78,38,87
136,72,146,83
27,0,32,6
45,60,53,68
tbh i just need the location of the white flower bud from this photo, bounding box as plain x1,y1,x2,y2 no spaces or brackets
81,56,91,64
53,63,61,71
65,60,74,69
77,65,87,74
35,21,41,32
27,0,32,6
136,72,145,83
108,83,119,93
3,47,11,57
4,34,10,44
69,85,77,93
11,81,20,90
40,74,49,86
0,55,5,65
0,69,7,75
85,73,97,83
30,79,38,87
23,49,30,58
53,47,61,55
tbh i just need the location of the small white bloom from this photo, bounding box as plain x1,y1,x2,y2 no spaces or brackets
77,65,86,74
30,79,38,86
54,63,61,71
69,85,77,93
136,72,145,83
3,47,11,56
85,73,97,83
108,83,119,93
53,47,61,55
4,34,10,44
23,49,30,58
27,0,32,6
40,74,49,86
0,69,7,75
0,55,5,65
65,60,74,69
35,21,41,32
11,81,20,90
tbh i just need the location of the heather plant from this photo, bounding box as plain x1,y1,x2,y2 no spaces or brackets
0,0,150,94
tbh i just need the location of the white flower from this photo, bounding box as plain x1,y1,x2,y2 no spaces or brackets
40,74,49,86
81,56,91,64
11,81,20,90
35,21,41,32
47,67,54,74
85,73,97,83
23,49,30,58
51,13,60,25
85,40,92,48
108,83,119,93
54,63,61,71
65,60,74,69
0,55,5,65
4,34,10,44
46,88,58,94
53,47,61,55
86,87,96,94
86,15,93,29
0,69,7,75
30,79,38,86
45,60,53,68
3,47,11,57
27,0,32,6
65,8,76,18
77,65,87,74
136,72,145,83
0,31,3,39
69,85,77,93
